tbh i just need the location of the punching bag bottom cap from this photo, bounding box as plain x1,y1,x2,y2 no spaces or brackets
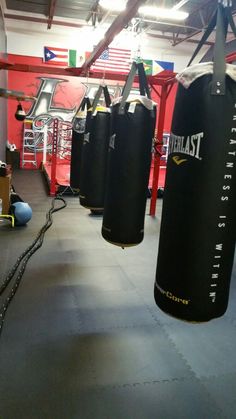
102,238,141,248
154,281,228,323
102,225,144,248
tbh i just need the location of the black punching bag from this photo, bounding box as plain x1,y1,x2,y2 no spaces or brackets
70,97,91,190
79,86,111,211
102,62,156,247
154,4,236,322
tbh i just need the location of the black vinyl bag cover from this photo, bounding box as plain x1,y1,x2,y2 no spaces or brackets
79,86,111,210
102,62,156,247
70,97,91,189
154,4,236,322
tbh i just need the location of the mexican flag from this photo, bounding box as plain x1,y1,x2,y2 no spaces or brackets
43,47,85,67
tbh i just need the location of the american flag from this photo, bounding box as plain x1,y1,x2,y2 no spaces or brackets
91,47,131,74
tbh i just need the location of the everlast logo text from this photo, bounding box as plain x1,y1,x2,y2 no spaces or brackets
155,283,190,305
168,131,204,161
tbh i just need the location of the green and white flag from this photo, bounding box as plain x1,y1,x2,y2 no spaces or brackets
44,46,85,67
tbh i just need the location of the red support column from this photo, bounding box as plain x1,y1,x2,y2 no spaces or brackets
149,83,168,216
50,118,59,196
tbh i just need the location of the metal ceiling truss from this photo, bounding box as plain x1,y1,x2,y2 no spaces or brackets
171,0,217,46
172,1,236,46
4,0,236,50
86,0,102,25
79,0,147,76
4,12,84,28
148,31,213,46
47,0,57,29
121,0,218,47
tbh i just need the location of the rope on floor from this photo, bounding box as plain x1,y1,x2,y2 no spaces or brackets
0,195,67,337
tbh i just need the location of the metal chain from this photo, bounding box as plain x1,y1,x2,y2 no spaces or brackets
0,196,67,337
219,1,232,7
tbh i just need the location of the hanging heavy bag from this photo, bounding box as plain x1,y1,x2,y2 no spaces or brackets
102,62,156,247
70,96,91,190
154,3,236,323
79,85,111,211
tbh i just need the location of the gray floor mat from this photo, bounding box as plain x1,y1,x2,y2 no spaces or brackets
0,170,235,419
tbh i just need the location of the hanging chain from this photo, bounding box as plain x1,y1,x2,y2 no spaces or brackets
219,0,232,7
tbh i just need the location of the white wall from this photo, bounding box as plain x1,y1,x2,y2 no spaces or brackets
5,16,210,73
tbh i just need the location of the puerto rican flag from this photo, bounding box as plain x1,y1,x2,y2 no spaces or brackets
43,46,68,66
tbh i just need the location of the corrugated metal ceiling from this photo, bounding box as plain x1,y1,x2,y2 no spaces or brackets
4,0,236,45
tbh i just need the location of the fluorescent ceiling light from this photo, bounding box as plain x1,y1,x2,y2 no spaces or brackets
139,6,189,21
99,1,188,21
99,0,127,12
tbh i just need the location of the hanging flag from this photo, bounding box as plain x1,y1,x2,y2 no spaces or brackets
142,59,153,75
43,47,69,66
91,47,131,74
152,60,174,74
43,47,85,67
68,50,85,67
142,59,174,75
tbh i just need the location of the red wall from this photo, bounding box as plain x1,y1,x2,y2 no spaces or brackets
8,54,86,153
7,54,177,166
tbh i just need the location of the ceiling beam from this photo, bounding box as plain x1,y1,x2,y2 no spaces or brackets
187,0,213,19
0,59,175,86
173,0,190,10
172,0,216,46
4,13,85,28
148,31,213,46
143,18,201,32
172,28,203,46
79,0,147,75
86,0,99,23
47,0,57,29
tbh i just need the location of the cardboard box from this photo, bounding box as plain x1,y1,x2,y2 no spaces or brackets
0,174,11,214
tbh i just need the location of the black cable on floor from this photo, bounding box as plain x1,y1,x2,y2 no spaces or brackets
0,195,67,337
